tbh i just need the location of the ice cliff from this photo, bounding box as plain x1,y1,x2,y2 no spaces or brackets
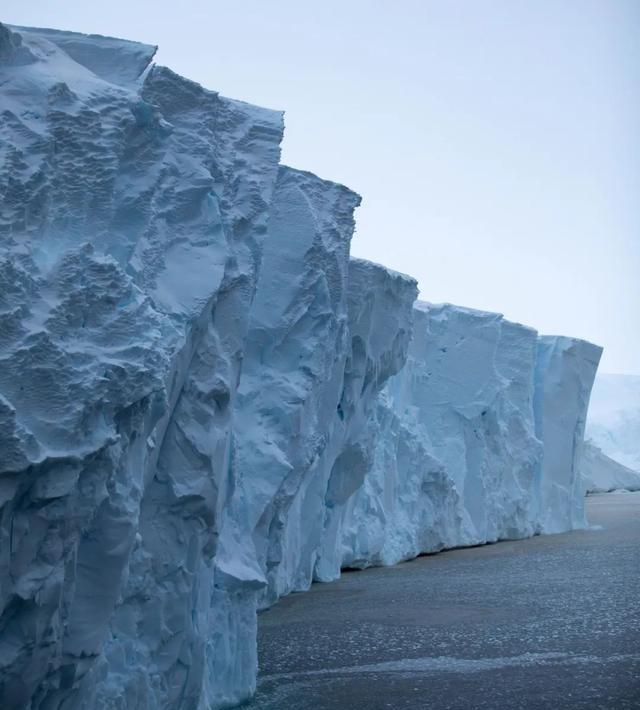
0,24,603,710
339,308,603,568
0,22,283,709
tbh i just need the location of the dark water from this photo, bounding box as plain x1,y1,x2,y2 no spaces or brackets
247,494,640,709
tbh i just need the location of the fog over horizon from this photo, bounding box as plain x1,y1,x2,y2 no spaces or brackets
5,0,639,375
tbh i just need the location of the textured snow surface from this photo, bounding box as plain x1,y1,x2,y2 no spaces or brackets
0,24,603,710
586,374,640,473
0,23,284,709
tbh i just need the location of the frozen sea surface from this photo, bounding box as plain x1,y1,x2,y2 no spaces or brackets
247,494,640,709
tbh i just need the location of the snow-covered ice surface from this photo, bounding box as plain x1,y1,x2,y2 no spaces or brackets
0,24,604,710
586,374,640,473
581,441,640,493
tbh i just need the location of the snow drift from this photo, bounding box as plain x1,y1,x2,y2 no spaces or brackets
0,24,602,710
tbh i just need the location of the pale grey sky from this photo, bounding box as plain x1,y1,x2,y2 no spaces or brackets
5,1,639,374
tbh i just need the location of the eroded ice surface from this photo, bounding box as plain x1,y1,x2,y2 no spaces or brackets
0,23,603,710
0,22,283,709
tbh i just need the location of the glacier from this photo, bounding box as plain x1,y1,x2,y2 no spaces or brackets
581,441,640,494
586,374,640,473
0,24,603,710
581,373,640,493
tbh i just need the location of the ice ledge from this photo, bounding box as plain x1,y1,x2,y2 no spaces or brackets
10,24,157,85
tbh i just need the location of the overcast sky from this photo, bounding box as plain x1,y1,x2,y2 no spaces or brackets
5,1,639,374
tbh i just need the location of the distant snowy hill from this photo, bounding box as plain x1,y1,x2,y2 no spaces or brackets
586,374,640,473
581,440,640,493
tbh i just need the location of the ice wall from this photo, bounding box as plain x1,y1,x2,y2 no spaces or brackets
0,23,283,709
340,303,539,568
339,306,602,569
232,167,359,604
224,193,417,692
533,336,602,532
313,258,418,582
0,23,603,710
211,166,361,702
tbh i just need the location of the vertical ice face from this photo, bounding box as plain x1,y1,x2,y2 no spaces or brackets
214,166,361,703
533,336,603,532
0,24,283,709
340,303,542,568
401,305,541,543
93,66,283,710
210,238,417,702
340,307,603,568
313,259,418,581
